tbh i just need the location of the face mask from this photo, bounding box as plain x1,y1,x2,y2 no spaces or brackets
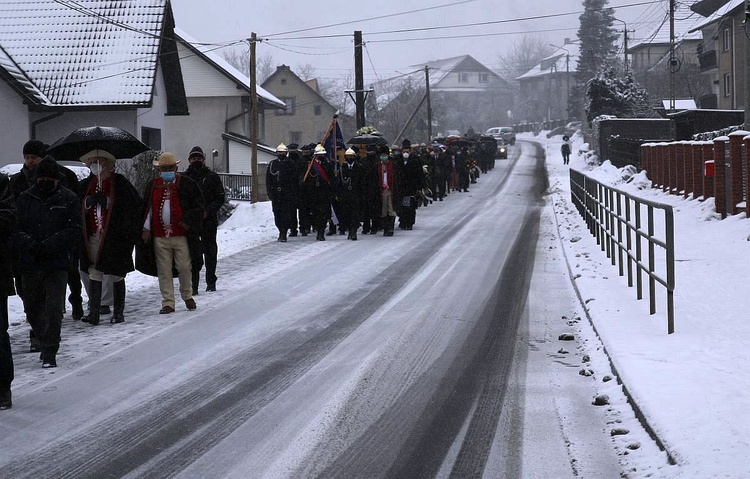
277,155,286,161
379,156,388,162
160,171,176,182
89,163,103,176
37,179,56,193
403,152,410,159
191,160,204,168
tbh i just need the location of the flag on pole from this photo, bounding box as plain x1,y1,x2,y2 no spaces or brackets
321,114,346,163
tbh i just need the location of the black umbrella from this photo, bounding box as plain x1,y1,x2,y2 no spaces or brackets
46,126,150,161
347,133,388,146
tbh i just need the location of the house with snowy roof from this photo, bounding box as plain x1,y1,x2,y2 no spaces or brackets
515,41,580,124
171,29,286,174
260,65,354,149
627,1,709,109
369,55,511,142
688,0,747,110
0,0,188,165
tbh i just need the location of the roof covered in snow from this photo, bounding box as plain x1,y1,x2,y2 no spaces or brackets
0,0,167,107
629,2,703,50
688,0,744,32
517,43,580,80
174,28,285,109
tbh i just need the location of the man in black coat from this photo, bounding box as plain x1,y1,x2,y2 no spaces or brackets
14,158,82,368
302,145,335,241
338,147,365,240
141,153,205,314
266,143,298,242
0,175,17,409
183,146,225,293
10,141,85,327
78,149,142,325
393,139,424,230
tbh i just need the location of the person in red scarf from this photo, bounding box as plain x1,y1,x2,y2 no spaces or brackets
141,153,204,314
374,145,397,236
78,149,142,325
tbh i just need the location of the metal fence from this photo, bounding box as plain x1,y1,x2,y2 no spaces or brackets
569,169,676,334
217,173,252,201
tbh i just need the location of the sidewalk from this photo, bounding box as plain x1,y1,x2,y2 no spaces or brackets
531,131,750,478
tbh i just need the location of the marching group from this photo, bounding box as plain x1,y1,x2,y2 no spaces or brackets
0,134,500,410
0,142,225,410
266,138,497,242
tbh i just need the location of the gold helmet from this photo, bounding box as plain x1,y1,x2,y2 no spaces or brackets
345,147,356,156
276,143,288,153
313,144,326,155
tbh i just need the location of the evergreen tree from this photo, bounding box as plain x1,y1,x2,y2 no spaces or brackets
585,65,650,122
570,0,620,122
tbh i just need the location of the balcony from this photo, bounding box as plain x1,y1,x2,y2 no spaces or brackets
699,50,718,72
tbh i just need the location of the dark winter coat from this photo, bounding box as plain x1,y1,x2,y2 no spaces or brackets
137,174,205,277
0,176,17,296
184,162,226,228
79,173,143,277
393,154,424,207
13,183,82,272
266,156,298,206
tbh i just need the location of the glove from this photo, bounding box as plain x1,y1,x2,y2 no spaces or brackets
84,193,108,210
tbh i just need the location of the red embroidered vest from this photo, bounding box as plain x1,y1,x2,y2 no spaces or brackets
150,178,186,237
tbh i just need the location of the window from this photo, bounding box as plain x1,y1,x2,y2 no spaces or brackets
290,131,302,144
478,73,489,83
314,105,322,116
280,78,287,85
141,127,161,150
458,72,469,83
276,97,295,115
723,73,731,97
723,27,730,52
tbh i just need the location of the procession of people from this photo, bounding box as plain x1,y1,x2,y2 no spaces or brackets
267,134,498,242
0,126,499,410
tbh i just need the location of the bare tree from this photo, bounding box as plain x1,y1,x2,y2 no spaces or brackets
222,47,276,84
496,35,554,83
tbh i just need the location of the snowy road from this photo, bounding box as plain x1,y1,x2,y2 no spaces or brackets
0,143,623,478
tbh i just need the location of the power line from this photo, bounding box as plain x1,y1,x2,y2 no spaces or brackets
260,0,478,38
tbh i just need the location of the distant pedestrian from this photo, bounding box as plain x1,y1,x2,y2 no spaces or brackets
374,145,397,236
184,146,225,292
302,145,335,241
14,157,82,368
0,175,16,409
141,153,204,314
561,135,572,165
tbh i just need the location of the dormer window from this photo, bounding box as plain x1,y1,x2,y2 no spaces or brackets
458,72,469,83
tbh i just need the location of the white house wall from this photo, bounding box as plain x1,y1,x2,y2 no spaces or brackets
165,96,248,171
177,43,246,98
0,81,33,166
136,65,169,147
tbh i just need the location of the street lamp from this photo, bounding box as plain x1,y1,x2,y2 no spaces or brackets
550,43,571,121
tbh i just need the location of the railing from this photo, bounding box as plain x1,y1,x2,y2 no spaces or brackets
698,50,718,72
217,173,252,201
570,169,676,334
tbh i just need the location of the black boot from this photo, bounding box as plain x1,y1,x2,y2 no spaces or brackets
327,221,336,236
112,279,126,324
383,216,394,236
83,280,102,326
278,230,287,242
317,221,326,241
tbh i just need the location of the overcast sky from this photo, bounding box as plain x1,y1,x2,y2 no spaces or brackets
172,0,671,84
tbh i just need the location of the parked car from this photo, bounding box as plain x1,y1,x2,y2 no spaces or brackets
485,126,516,145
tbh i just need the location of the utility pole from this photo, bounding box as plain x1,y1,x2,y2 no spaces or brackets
354,31,365,129
250,32,259,203
425,66,432,141
669,0,676,112
745,0,750,128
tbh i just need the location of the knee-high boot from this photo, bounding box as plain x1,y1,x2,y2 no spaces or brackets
83,280,102,326
112,279,126,324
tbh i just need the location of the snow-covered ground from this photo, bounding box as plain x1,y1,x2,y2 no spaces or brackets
5,135,746,477
533,130,750,478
